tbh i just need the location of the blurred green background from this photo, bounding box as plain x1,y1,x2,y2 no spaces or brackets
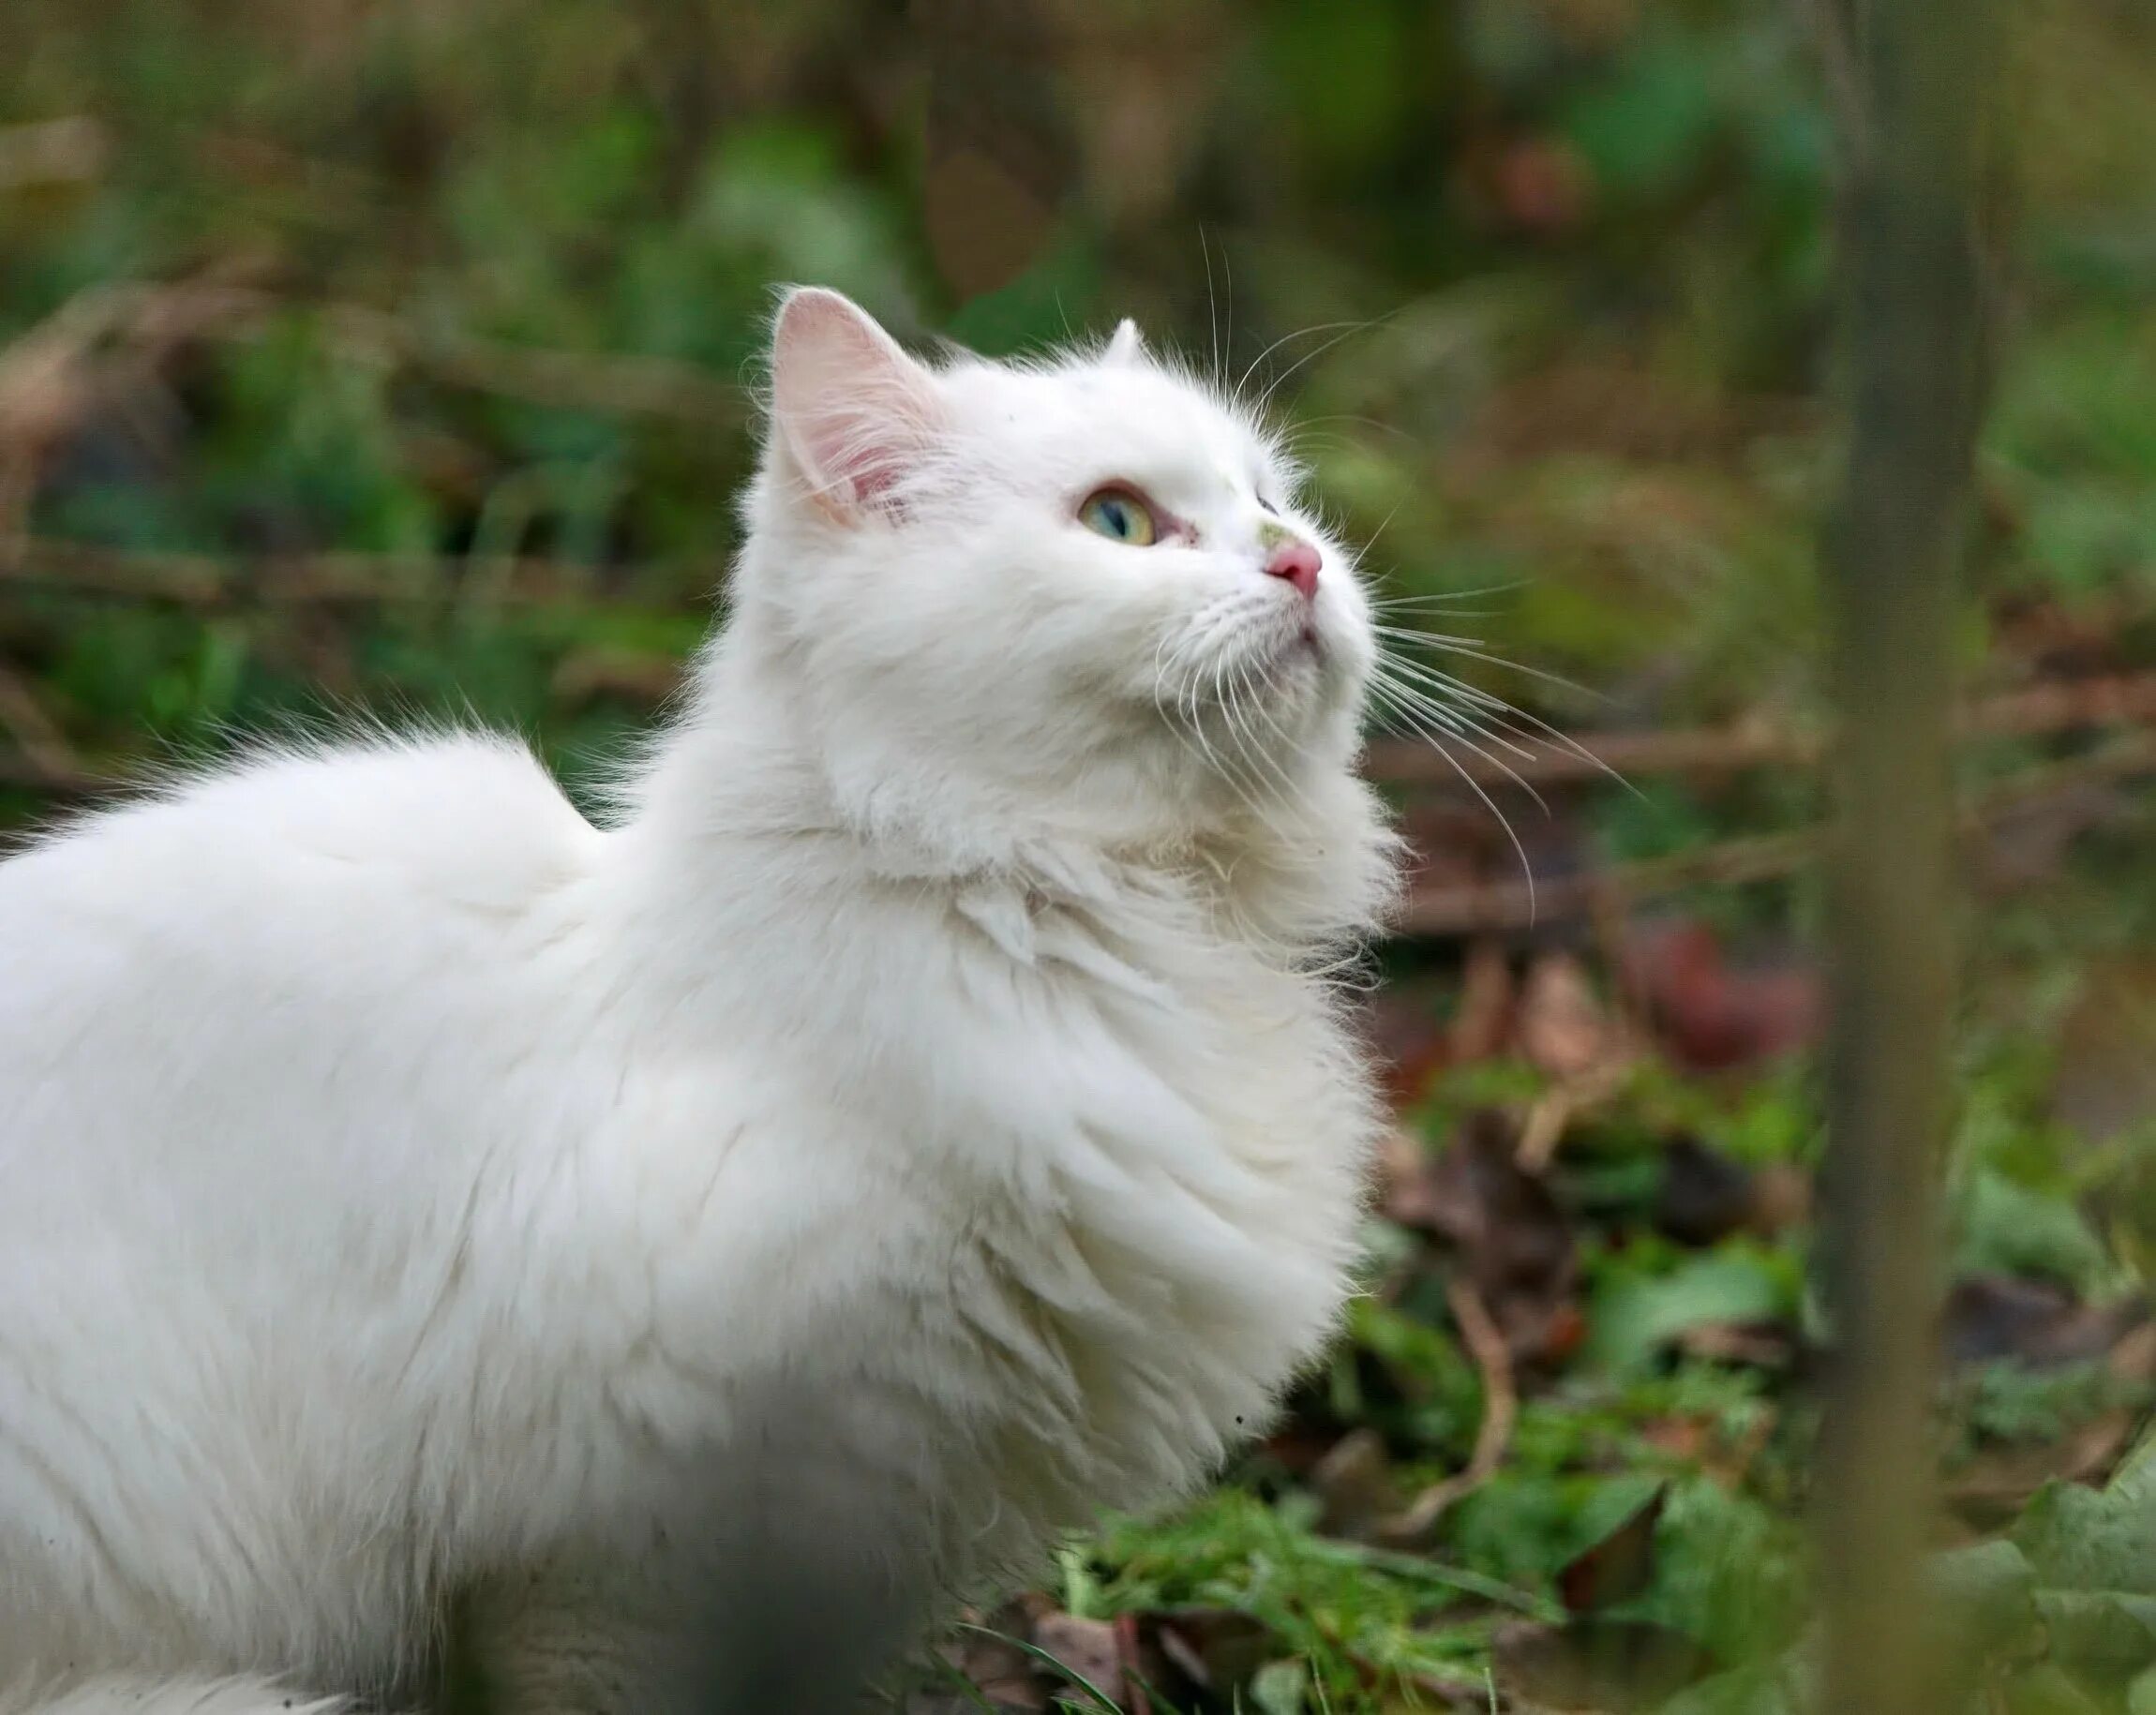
8,2,2156,1710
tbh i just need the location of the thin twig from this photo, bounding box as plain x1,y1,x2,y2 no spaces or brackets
318,303,744,424
1364,671,2156,788
1376,1281,1517,1544
1399,828,1819,934
1369,722,1810,786
0,749,121,797
0,665,82,782
1515,1058,1634,1173
0,538,697,609
1394,734,2156,934
0,116,108,194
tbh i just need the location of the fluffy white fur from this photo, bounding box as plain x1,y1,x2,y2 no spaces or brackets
0,289,1398,1713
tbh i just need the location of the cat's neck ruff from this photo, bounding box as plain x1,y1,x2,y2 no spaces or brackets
626,626,1391,971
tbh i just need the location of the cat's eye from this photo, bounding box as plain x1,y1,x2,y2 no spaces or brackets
1078,487,1159,547
1258,497,1280,516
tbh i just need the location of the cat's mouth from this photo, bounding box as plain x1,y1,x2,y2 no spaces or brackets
1153,597,1346,732
1270,611,1326,667
1244,607,1336,692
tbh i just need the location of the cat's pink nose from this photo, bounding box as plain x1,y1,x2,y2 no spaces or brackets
1265,541,1321,600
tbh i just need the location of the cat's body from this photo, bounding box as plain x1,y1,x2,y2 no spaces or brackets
0,292,1396,1713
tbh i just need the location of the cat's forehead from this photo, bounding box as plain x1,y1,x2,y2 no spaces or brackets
944,355,1285,495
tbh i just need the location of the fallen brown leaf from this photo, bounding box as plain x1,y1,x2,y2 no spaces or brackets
1519,951,1617,1081
1493,1617,1713,1712
2052,956,2156,1144
1311,1426,1406,1540
1622,917,1819,1073
1143,1607,1274,1700
1671,1320,1800,1369
923,1607,1048,1713
1396,1111,1580,1366
1942,1274,2144,1367
1030,1612,1121,1705
1654,1135,1761,1248
1450,936,1517,1066
1557,1486,1667,1614
1946,1409,2136,1529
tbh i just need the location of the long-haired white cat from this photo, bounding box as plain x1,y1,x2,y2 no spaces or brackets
0,288,1397,1714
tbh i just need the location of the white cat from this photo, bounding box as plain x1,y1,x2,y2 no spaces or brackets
0,289,1398,1714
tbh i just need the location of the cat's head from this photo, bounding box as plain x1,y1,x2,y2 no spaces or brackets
718,287,1387,917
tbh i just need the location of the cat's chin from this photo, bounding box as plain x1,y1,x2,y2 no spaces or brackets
1264,619,1356,709
1235,610,1331,678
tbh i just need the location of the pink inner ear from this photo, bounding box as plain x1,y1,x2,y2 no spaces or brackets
849,461,903,502
816,406,911,504
772,290,942,517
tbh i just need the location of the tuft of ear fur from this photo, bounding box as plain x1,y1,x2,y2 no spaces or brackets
1103,319,1145,366
771,288,943,521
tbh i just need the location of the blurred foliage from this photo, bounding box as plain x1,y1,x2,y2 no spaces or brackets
5,0,2155,773
8,1,2156,1710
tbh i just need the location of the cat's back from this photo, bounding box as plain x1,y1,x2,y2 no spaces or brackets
2,728,592,929
0,733,619,1675
0,731,604,1177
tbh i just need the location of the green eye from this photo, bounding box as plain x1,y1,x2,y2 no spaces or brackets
1079,487,1159,546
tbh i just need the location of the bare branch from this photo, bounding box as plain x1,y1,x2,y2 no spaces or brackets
0,538,708,609
1366,671,2156,788
1392,737,2152,936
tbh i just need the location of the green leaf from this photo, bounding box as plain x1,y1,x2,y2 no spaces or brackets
1954,1168,2116,1293
1248,1657,1310,1715
1559,35,1718,203
1585,1245,1800,1375
1656,1644,1813,1715
2014,1462,2156,1683
2033,1591,2156,1682
2014,1462,2156,1597
2005,1663,2109,1715
1930,1538,2042,1658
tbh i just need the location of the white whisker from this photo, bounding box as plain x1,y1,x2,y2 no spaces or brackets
1380,652,1628,792
1371,691,1538,917
1251,325,1369,420
1367,668,1550,813
1370,625,1604,705
1368,579,1530,610
1235,320,1369,405
1201,230,1222,389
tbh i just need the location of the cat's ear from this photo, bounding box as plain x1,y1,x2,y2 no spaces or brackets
1104,318,1145,366
771,288,943,522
